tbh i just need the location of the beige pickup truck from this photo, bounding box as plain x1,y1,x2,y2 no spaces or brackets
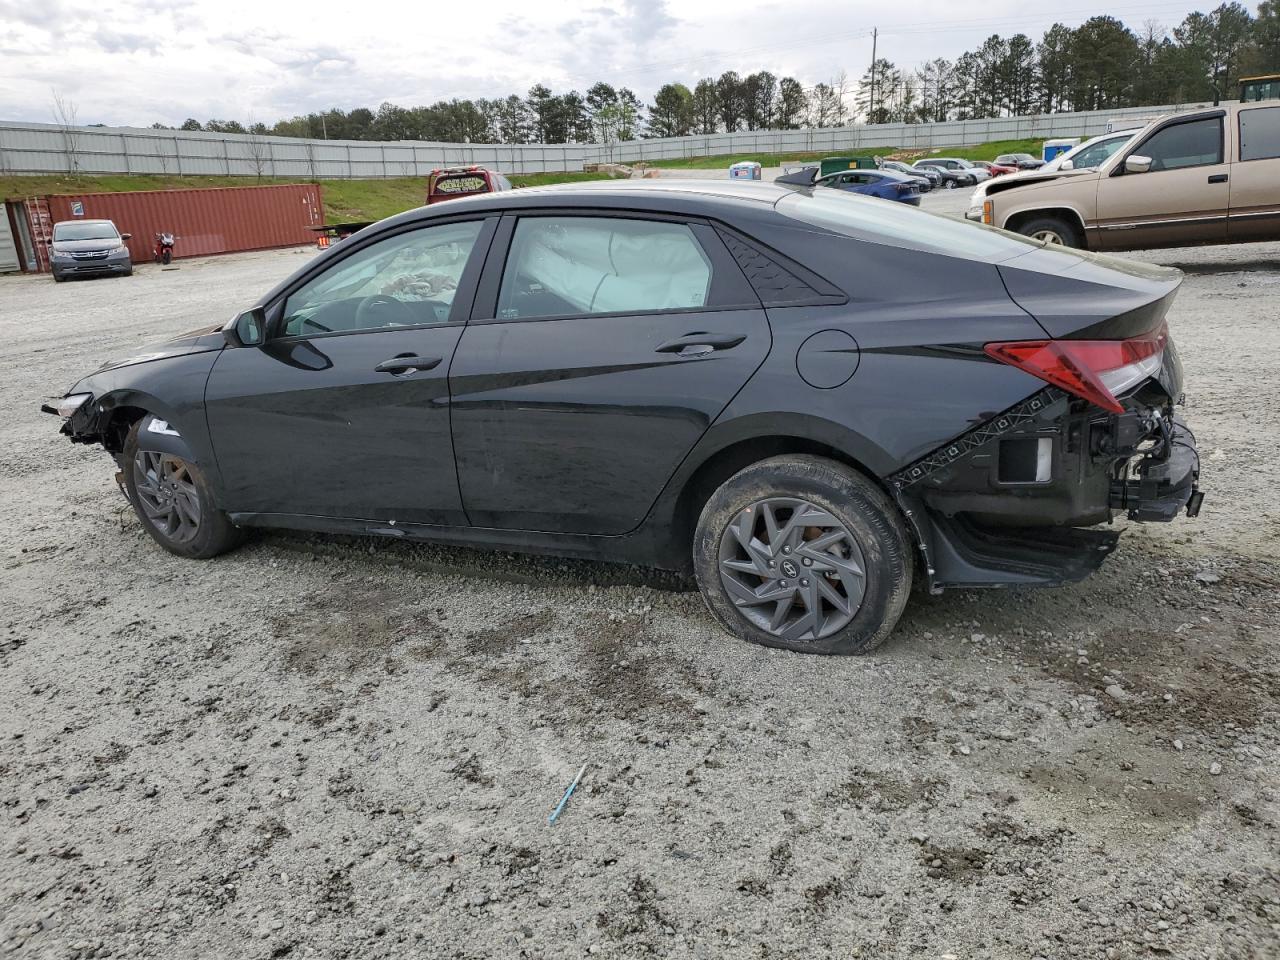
975,102,1280,250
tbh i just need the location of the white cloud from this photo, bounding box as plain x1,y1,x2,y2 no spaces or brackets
0,0,1211,127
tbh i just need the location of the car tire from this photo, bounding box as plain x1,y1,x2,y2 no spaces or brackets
693,455,913,655
1015,215,1083,248
53,273,65,283
944,179,957,189
123,419,245,560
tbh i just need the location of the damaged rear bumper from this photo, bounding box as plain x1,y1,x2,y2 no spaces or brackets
890,386,1203,593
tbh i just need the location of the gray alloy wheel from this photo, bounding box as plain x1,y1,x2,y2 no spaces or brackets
717,496,867,642
131,450,203,544
944,178,957,189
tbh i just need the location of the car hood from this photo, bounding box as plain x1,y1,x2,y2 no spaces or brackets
978,166,1094,198
91,323,226,374
52,238,123,253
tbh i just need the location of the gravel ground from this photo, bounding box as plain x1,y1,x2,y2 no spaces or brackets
2,201,1278,960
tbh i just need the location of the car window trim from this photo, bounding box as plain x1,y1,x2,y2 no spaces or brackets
264,215,499,343
1111,110,1226,176
468,209,761,325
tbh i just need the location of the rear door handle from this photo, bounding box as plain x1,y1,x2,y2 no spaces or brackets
655,332,747,356
375,355,442,375
1208,174,1228,184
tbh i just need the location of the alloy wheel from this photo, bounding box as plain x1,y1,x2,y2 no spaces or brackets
132,450,202,543
1030,229,1065,245
717,497,867,642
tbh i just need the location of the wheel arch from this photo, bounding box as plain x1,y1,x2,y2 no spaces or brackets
1002,206,1088,246
660,416,904,565
88,389,200,464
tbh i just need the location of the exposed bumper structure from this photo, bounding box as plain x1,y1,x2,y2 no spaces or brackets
890,385,1202,594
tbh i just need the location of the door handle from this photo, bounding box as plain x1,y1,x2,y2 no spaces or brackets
655,332,746,355
1208,174,1228,184
375,355,442,374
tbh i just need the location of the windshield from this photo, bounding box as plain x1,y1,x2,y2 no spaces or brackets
954,159,975,168
777,188,1044,263
53,222,119,242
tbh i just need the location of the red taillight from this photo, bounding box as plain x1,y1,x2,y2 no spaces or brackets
984,323,1168,413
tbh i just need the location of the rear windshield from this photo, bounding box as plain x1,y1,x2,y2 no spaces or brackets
53,222,118,241
431,173,490,197
776,189,1042,262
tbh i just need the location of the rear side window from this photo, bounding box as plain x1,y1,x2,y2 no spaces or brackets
777,189,1042,262
1239,107,1280,162
1136,117,1223,171
496,217,712,320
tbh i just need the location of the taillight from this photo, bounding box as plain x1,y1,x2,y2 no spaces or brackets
984,323,1168,413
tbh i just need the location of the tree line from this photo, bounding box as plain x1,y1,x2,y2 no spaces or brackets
153,3,1279,144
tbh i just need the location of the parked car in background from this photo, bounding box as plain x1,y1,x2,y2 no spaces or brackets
44,180,1202,655
426,166,511,205
913,158,989,188
978,102,1280,250
972,160,1017,177
966,131,1137,222
994,153,1045,170
816,169,923,205
880,160,939,190
49,220,133,282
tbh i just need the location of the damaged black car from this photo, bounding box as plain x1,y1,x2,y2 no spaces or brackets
44,181,1203,655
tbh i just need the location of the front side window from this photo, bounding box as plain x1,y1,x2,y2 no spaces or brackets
1134,117,1223,171
1239,106,1280,162
496,217,712,321
281,220,483,337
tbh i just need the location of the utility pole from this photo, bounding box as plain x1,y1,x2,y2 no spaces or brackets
870,27,878,121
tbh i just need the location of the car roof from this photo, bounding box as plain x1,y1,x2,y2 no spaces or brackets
55,218,115,226
376,178,794,229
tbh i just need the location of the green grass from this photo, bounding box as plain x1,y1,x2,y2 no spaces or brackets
0,170,618,225
640,137,1047,170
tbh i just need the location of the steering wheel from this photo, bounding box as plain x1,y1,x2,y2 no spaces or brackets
354,294,415,329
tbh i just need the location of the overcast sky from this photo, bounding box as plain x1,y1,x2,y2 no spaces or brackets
0,0,1218,128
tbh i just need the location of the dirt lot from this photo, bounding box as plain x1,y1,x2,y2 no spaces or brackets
2,202,1278,960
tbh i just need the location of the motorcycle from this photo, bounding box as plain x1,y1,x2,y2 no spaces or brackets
153,232,175,265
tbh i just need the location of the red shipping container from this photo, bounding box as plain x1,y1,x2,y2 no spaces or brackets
38,183,323,269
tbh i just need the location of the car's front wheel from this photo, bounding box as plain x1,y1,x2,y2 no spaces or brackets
123,419,244,559
1015,215,1083,248
693,455,913,655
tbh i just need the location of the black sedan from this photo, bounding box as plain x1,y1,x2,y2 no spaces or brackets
45,181,1203,655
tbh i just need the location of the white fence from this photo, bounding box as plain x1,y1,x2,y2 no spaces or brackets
0,100,1222,180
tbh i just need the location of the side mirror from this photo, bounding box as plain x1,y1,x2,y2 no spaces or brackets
1124,155,1152,174
120,233,132,241
1059,159,1074,170
224,307,266,347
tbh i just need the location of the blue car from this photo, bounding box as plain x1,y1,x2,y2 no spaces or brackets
816,169,922,205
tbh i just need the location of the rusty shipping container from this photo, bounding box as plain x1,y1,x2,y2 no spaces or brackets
28,183,323,270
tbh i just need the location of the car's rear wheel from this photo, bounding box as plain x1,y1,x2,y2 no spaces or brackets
693,455,912,655
1015,215,1083,248
123,420,244,559
944,179,957,189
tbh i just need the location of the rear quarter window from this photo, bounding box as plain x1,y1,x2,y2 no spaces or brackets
1239,106,1280,162
776,189,1042,262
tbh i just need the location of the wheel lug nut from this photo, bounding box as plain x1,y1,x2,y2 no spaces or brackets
782,546,791,554
801,579,809,587
802,558,812,566
779,581,787,588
